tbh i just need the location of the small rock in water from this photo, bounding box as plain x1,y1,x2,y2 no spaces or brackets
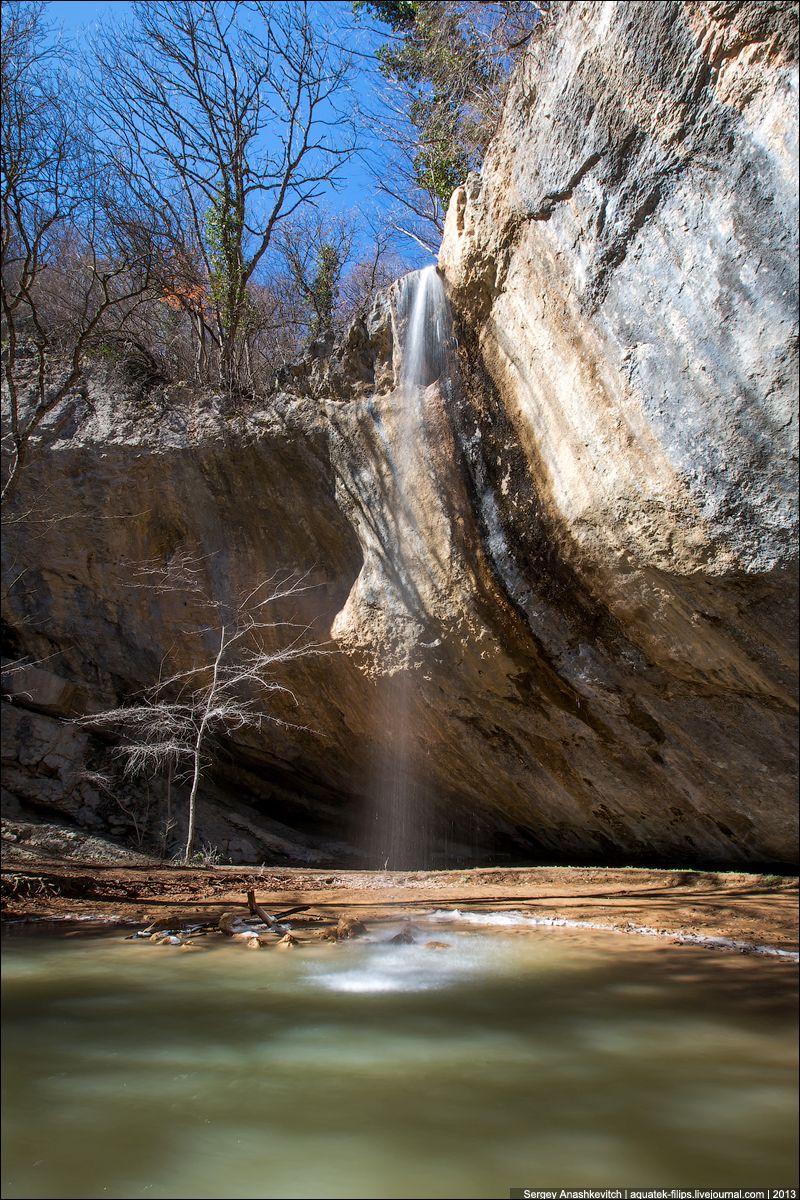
424,941,450,951
244,936,263,950
387,924,417,945
219,911,251,935
277,933,298,950
336,916,367,940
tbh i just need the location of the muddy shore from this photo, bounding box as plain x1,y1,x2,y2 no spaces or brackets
2,860,797,953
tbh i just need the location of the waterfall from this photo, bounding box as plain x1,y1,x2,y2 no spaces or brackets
399,264,452,391
369,265,453,871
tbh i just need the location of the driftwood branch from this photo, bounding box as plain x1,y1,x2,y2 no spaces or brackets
246,887,288,934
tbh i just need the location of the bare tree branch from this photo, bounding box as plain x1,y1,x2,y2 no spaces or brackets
91,0,359,392
1,1,164,501
77,559,330,862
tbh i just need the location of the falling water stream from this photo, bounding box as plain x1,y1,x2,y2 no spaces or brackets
398,264,453,392
369,266,454,871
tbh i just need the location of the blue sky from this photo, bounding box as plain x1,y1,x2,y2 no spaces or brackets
41,0,431,266
44,0,130,37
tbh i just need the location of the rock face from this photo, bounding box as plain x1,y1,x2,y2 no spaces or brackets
2,0,797,866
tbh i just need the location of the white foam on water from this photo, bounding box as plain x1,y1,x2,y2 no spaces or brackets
306,929,501,994
429,909,800,960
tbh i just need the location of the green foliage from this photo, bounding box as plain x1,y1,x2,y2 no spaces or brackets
182,844,225,867
204,184,245,334
353,0,419,31
355,1,547,211
309,243,341,340
287,238,344,342
361,1,486,205
412,145,468,208
93,342,122,362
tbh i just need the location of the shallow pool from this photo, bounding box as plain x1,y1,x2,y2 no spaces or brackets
2,920,797,1198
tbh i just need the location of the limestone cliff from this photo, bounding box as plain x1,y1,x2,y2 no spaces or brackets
2,0,797,866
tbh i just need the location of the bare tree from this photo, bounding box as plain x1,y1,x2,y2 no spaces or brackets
276,209,356,343
337,216,405,327
273,207,405,346
209,207,404,386
0,1,163,502
79,566,326,862
93,0,358,391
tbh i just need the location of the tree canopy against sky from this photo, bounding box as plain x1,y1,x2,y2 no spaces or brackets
1,0,406,410
91,0,359,383
39,0,424,257
1,0,548,430
352,0,549,251
40,0,547,255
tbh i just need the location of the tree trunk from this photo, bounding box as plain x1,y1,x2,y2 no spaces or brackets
184,734,203,861
183,624,227,861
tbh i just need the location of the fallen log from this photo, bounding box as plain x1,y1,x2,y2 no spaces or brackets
274,904,310,920
246,889,288,935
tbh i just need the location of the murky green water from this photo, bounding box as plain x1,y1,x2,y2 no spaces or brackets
2,920,797,1199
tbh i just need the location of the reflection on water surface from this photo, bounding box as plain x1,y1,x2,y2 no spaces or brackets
2,921,797,1199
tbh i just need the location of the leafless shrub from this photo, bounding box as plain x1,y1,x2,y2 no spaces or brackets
1,1,163,501
78,565,329,862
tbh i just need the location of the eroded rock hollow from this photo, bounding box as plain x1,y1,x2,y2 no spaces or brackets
3,0,798,867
